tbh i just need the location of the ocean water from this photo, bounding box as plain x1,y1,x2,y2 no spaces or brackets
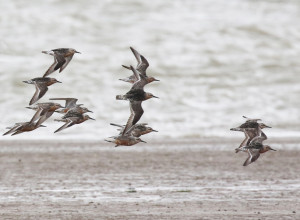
0,0,300,140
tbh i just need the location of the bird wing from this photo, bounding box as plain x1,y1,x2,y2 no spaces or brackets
131,66,148,90
130,47,149,74
137,55,149,75
243,149,260,166
29,106,44,123
49,98,78,108
3,124,24,135
130,47,142,66
59,54,74,73
43,54,66,77
35,111,54,128
122,101,144,136
238,129,250,149
54,118,74,133
29,82,48,105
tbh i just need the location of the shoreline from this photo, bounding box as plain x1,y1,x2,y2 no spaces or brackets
0,140,299,219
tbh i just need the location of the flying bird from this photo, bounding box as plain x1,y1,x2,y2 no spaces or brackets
120,47,159,84
42,48,80,77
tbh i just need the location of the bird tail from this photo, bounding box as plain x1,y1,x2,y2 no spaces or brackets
110,123,124,128
116,95,127,100
122,65,131,70
42,50,54,55
23,80,33,84
104,139,114,143
230,127,242,132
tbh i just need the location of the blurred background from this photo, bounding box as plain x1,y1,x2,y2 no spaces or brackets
0,0,299,140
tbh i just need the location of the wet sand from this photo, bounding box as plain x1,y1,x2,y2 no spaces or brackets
0,139,299,219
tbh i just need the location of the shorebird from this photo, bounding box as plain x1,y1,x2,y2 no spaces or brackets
116,66,158,102
234,123,271,153
49,97,87,114
120,47,159,84
42,48,80,77
3,111,47,136
54,112,95,133
3,122,46,136
26,102,63,127
230,118,271,132
105,135,146,147
50,98,79,110
110,123,158,137
62,106,93,118
242,139,276,166
23,77,62,105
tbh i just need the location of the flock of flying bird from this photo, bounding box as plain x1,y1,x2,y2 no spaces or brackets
230,116,276,166
105,47,159,147
3,48,94,136
3,47,276,166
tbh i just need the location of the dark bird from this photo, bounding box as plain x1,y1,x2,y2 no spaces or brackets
242,138,276,166
23,77,61,105
120,47,159,84
54,112,95,133
42,48,80,77
116,66,158,102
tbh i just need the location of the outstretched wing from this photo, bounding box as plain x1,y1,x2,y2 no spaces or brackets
137,55,149,75
3,124,24,136
50,98,78,108
122,101,144,136
243,149,260,166
35,111,55,128
43,54,66,77
131,66,148,90
130,47,149,75
29,106,44,123
59,54,74,73
54,118,74,133
29,82,48,105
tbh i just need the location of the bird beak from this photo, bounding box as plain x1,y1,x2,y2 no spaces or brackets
75,51,81,54
154,79,160,81
89,117,96,120
270,148,276,151
87,110,93,113
152,95,159,99
152,129,158,132
140,140,147,143
265,125,272,128
57,81,62,83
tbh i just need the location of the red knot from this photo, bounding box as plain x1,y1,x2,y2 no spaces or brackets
42,48,80,77
23,77,62,105
120,47,159,84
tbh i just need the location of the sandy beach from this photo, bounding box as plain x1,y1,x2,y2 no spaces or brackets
0,139,299,219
